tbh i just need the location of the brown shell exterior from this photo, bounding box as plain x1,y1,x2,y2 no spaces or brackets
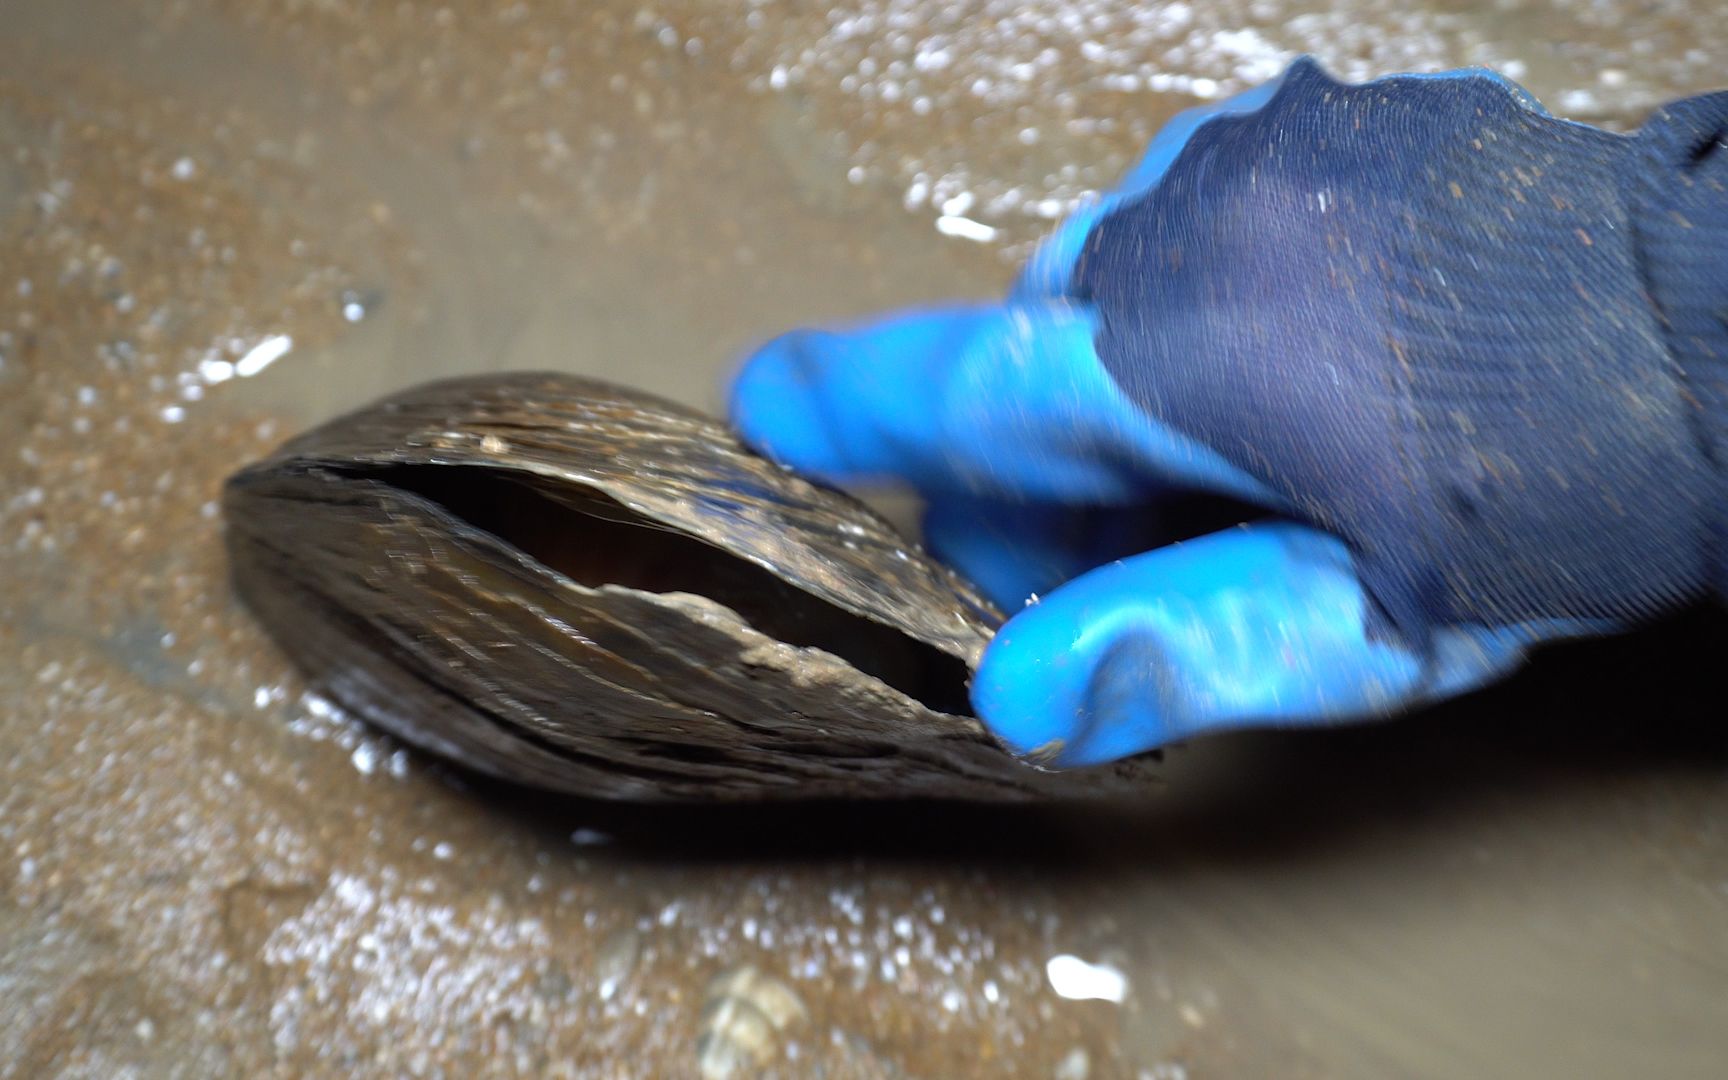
223,373,1156,801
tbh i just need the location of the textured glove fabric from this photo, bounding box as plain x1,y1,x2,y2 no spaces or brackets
1076,58,1728,637
1629,91,1728,588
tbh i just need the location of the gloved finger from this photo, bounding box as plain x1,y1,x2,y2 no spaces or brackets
971,521,1608,767
922,493,1263,611
922,497,1157,611
729,302,1279,506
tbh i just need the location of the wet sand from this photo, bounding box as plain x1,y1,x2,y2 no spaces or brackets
2,1,1726,1076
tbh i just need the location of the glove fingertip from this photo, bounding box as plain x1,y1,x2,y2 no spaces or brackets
728,330,854,480
972,592,1182,768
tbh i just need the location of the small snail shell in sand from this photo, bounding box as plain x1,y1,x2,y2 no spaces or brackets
695,965,808,1079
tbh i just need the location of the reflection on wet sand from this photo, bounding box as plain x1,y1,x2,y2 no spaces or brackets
2,0,1726,1076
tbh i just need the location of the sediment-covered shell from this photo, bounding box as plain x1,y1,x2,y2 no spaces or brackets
223,373,1153,801
695,965,808,1079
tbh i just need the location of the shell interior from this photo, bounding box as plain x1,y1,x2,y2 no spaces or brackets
352,462,977,717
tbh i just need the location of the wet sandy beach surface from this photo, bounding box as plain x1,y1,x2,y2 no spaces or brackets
3,1,1727,1075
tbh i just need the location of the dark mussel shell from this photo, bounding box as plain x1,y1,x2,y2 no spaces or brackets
224,374,1154,801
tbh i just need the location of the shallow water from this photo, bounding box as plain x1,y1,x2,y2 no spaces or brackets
2,0,1726,1076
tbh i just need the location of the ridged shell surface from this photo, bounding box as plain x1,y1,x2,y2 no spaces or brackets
224,373,1154,801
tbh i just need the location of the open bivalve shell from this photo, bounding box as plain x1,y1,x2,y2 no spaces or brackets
223,373,1155,801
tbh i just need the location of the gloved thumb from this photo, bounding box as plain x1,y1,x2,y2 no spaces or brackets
970,522,1561,766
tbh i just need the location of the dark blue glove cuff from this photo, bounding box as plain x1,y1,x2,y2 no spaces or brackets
1075,59,1728,637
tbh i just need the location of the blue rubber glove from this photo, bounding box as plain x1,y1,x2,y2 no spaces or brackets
730,60,1726,767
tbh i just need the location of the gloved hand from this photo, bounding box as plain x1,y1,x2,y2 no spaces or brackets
730,58,1728,767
